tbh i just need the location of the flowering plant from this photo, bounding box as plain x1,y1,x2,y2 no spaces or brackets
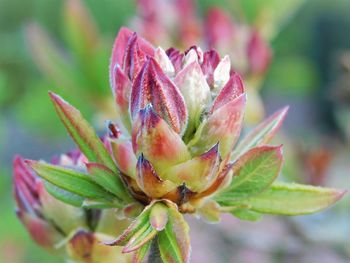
15,27,345,262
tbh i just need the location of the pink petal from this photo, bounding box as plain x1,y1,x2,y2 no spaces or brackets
211,72,244,113
110,139,137,179
109,27,154,81
130,57,188,134
201,49,220,87
110,65,132,130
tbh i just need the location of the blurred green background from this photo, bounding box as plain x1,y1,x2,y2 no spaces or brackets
1,0,350,262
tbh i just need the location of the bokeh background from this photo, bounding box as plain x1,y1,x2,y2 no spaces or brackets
1,0,350,262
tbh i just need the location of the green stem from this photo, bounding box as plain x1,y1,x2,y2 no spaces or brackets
148,237,163,263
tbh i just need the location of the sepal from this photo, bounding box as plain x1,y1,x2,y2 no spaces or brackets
132,105,191,172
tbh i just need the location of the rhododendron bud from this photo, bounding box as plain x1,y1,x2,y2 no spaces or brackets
13,155,86,251
19,27,345,263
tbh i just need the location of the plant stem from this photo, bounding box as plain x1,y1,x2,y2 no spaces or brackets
148,237,163,263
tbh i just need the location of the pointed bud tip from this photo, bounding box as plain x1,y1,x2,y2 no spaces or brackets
334,189,347,201
24,159,35,167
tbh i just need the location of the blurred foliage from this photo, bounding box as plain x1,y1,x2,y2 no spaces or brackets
0,0,136,137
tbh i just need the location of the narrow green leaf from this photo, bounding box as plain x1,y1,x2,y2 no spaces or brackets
82,199,121,209
104,203,154,246
44,181,84,207
225,182,346,215
86,162,132,202
27,160,112,200
132,240,152,263
122,224,157,253
216,146,283,203
158,202,190,263
49,92,117,173
231,106,288,160
231,209,262,222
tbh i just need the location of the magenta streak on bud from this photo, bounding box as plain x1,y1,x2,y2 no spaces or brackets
211,73,244,113
184,46,203,63
166,47,185,74
130,57,188,134
13,156,41,215
109,27,154,82
201,50,220,87
111,65,131,115
122,33,148,80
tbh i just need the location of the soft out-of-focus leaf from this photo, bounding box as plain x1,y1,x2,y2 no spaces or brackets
26,23,78,92
66,231,131,263
231,106,288,161
16,210,63,250
49,92,118,173
231,208,262,222
265,56,319,96
237,0,306,39
27,160,112,200
37,181,87,234
216,146,283,202
158,202,190,263
197,200,221,223
63,0,99,62
223,182,346,215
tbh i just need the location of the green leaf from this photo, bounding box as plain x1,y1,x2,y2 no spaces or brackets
231,209,262,222
49,92,117,173
132,240,152,263
82,199,121,209
123,224,158,253
225,182,346,215
104,202,154,246
27,160,113,200
44,181,84,207
86,163,132,202
216,146,283,203
231,107,288,161
158,202,190,263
